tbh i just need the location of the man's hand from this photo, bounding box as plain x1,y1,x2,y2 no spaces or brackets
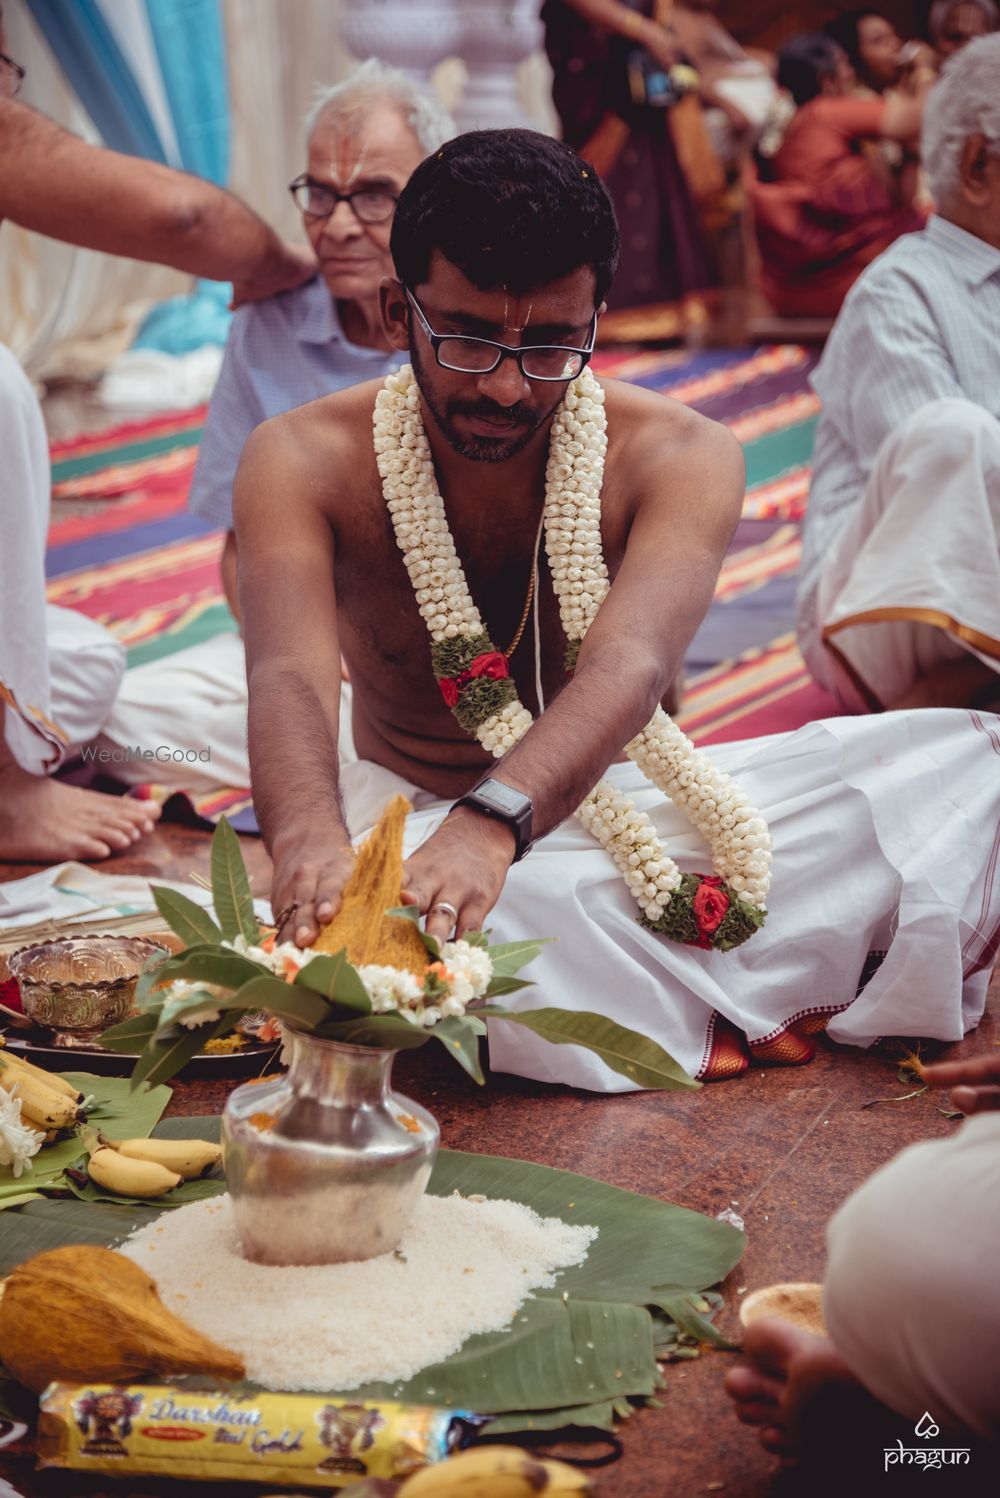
401,807,516,945
270,831,355,948
922,1050,1000,1115
230,241,317,309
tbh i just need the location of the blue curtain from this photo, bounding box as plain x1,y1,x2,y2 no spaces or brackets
25,0,168,162
134,0,233,352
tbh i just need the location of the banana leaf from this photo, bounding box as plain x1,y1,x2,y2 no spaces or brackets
0,1124,743,1432
62,1170,226,1210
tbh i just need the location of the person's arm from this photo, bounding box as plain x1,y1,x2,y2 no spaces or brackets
235,421,354,946
404,400,745,942
0,97,314,302
558,0,678,68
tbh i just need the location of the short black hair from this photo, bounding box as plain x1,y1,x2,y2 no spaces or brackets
391,128,619,306
778,33,845,104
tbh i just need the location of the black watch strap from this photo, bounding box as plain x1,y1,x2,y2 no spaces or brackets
453,777,534,862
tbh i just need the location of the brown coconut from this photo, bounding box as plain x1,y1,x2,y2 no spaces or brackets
0,1244,244,1392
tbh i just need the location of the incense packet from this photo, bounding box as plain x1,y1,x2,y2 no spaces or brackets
37,1382,478,1489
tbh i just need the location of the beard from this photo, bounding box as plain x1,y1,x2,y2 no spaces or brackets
408,335,561,463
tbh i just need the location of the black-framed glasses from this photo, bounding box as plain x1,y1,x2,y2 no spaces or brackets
405,289,597,383
288,174,397,224
0,54,25,96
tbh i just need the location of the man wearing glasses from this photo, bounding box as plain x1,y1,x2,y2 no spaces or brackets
235,128,1000,1095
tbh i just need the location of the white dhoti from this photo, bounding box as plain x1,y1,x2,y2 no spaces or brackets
0,344,125,773
337,708,1000,1091
824,1111,1000,1440
800,398,1000,712
97,632,356,792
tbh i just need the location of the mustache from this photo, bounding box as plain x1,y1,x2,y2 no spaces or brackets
447,399,535,426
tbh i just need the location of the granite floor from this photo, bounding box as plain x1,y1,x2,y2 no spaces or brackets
1,817,995,1497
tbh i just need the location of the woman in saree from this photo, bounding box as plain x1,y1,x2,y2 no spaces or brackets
542,0,720,342
747,34,928,319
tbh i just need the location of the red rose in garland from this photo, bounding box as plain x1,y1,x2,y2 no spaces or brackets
692,876,730,940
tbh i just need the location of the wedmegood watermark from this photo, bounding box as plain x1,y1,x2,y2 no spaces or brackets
883,1412,972,1471
80,744,212,765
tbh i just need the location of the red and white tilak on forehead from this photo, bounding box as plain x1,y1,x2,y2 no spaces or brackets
502,289,533,334
315,107,370,189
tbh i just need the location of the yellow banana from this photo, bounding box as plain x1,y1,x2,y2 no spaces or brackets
87,1146,181,1199
398,1446,593,1497
0,1056,83,1130
108,1137,222,1179
0,1050,82,1102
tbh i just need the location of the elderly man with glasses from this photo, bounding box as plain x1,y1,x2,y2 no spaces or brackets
187,60,454,613
97,61,454,797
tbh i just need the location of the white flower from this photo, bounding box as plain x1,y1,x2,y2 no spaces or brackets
0,1088,44,1178
375,365,771,933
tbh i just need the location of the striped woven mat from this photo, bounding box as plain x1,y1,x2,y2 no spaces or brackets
45,344,838,826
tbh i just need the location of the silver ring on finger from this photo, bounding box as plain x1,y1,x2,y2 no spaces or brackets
428,900,458,928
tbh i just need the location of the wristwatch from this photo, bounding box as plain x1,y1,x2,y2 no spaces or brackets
453,777,534,862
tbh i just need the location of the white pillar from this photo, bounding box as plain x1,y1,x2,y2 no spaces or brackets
452,0,543,132
338,0,462,84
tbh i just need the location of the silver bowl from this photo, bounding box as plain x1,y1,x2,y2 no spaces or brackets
8,934,170,1041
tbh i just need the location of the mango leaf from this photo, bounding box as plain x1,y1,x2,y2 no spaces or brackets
151,945,269,992
224,974,332,1030
496,1009,699,1091
482,974,535,999
128,1013,235,1092
152,885,222,947
316,1014,430,1050
100,1010,162,1053
156,986,231,1036
485,938,550,976
462,929,490,949
432,1015,485,1084
295,951,372,1014
210,815,259,942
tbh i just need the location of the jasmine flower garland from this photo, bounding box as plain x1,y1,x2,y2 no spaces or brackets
374,365,772,950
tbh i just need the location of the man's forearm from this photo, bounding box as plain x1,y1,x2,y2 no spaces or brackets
247,662,351,858
0,99,306,290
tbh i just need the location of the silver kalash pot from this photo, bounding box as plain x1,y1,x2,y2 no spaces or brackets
222,1028,439,1266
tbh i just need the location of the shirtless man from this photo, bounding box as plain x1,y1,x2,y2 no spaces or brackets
236,128,743,953
236,128,1000,1092
0,5,312,864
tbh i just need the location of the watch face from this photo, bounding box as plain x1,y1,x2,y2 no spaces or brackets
479,778,529,816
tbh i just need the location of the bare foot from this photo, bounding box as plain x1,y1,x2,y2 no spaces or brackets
724,1318,882,1467
0,759,160,862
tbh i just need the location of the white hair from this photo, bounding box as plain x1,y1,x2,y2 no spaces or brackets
921,33,1000,205
928,0,998,45
304,59,454,156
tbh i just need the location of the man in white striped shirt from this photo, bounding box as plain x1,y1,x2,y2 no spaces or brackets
796,34,1000,711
